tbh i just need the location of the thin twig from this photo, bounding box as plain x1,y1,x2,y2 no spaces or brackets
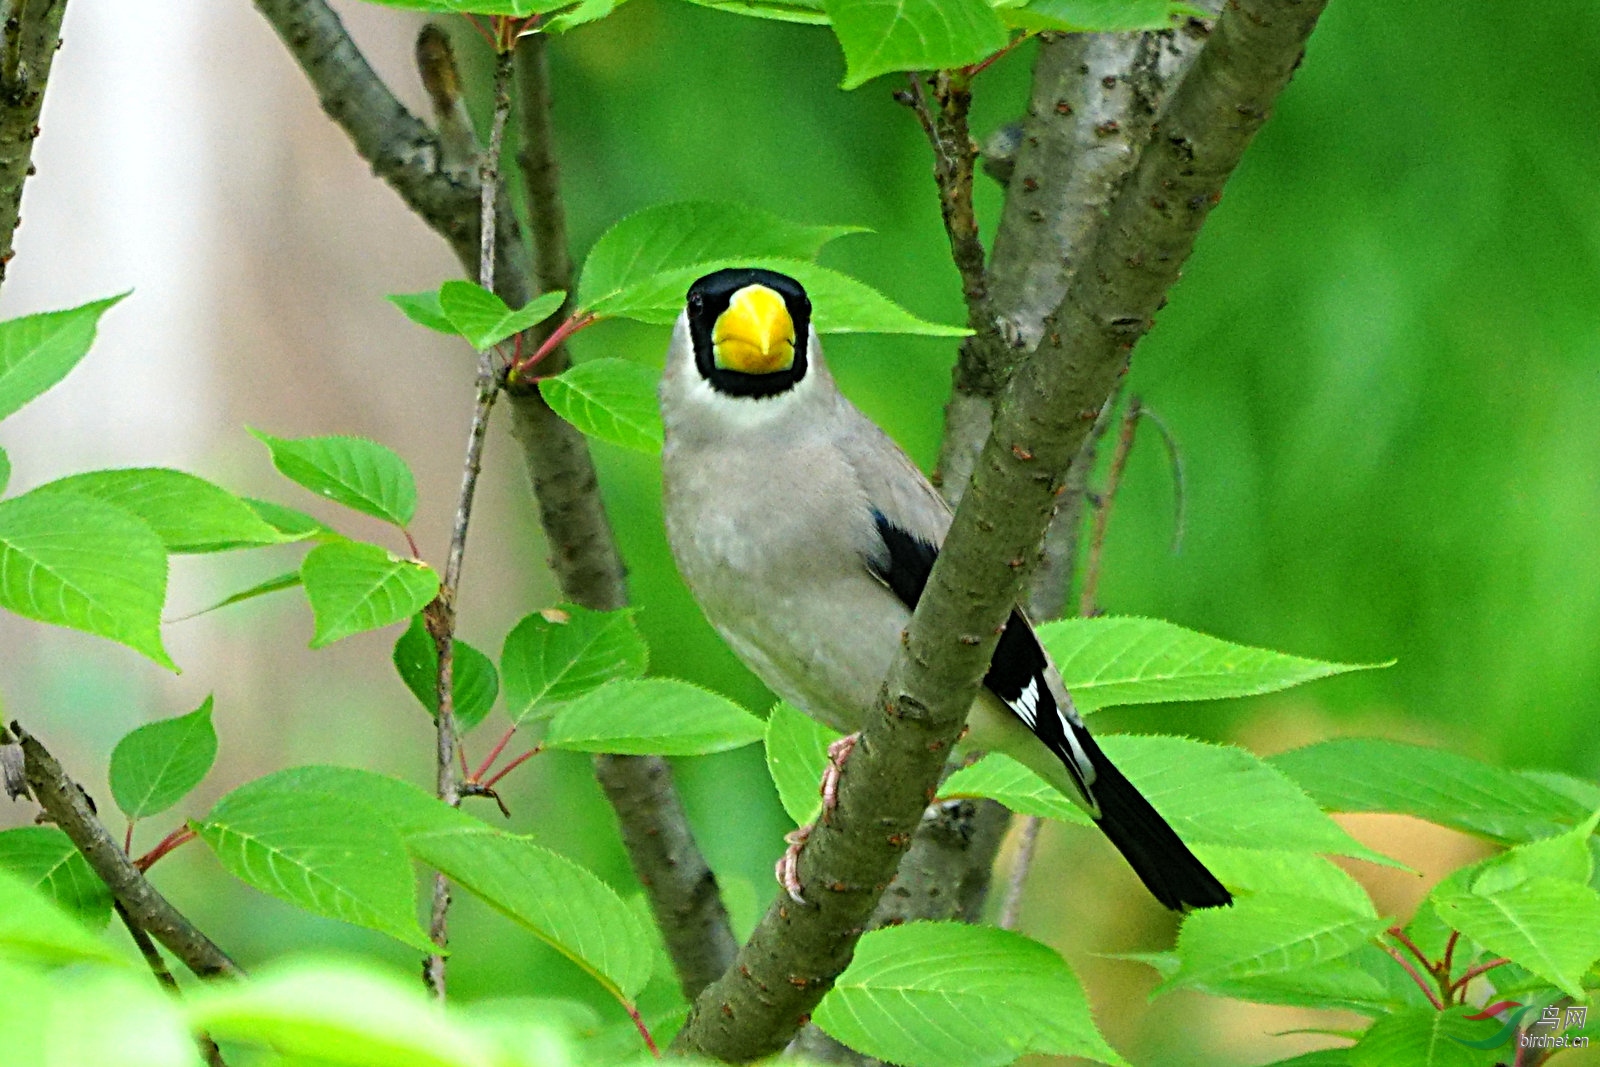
134,826,197,872
256,0,732,1000
1386,924,1434,970
7,723,241,980
115,902,229,1066
424,42,516,1003
1134,405,1186,553
1079,396,1142,616
116,901,179,991
997,815,1042,929
626,1002,661,1058
480,746,540,790
902,71,988,322
1376,941,1444,1010
1450,956,1513,998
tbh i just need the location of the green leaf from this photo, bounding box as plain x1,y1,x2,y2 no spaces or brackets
1270,739,1591,844
0,294,127,423
1471,809,1600,895
251,430,418,527
386,289,453,334
577,201,863,307
189,957,494,1067
941,752,1090,825
0,489,173,669
813,922,1127,1067
997,0,1204,34
1103,736,1399,865
1262,1053,1354,1067
1158,893,1387,995
0,827,112,927
195,775,433,952
358,0,572,13
1431,875,1600,997
437,281,566,350
301,541,440,648
1349,1006,1503,1067
235,765,475,841
392,614,498,733
1194,846,1377,917
0,867,117,964
545,0,625,32
170,569,303,622
1168,943,1425,1016
591,256,969,335
500,605,648,724
409,828,654,1001
945,737,1399,866
823,0,1007,89
245,497,335,540
0,445,9,495
109,696,217,820
34,468,290,553
13,961,202,1067
544,678,764,756
538,359,663,454
1039,616,1385,714
679,0,828,23
764,701,838,825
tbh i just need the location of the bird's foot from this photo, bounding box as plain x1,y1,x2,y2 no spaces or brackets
819,731,860,821
775,824,812,904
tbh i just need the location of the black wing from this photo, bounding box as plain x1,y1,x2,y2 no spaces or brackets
866,510,1232,911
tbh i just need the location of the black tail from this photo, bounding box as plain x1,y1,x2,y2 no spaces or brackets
1081,737,1232,911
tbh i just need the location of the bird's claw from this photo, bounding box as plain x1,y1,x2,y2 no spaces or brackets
819,731,860,821
776,825,812,904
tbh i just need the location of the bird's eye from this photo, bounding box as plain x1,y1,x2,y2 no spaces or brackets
688,293,704,309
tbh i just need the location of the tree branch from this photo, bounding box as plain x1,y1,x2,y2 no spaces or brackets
251,1,734,996
672,0,1329,1057
422,41,516,1002
253,0,523,288
0,0,68,291
594,753,738,1001
7,723,242,980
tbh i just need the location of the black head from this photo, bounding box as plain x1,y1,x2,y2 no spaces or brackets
685,268,812,399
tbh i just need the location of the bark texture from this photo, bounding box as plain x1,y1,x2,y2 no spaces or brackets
10,725,242,980
0,0,68,289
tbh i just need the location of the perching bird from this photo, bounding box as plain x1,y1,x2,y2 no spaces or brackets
659,267,1231,912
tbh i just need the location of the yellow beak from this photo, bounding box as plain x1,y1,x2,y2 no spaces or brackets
712,285,795,374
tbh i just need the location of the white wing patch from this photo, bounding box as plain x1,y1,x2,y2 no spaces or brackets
1057,709,1097,787
1011,678,1041,728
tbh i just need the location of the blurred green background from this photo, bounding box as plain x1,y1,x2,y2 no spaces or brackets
2,0,1597,1063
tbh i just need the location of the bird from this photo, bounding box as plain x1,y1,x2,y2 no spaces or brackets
658,266,1232,912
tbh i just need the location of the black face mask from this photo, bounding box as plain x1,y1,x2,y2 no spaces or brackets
686,268,812,399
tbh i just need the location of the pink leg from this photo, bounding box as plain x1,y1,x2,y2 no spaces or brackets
775,825,811,904
819,732,860,820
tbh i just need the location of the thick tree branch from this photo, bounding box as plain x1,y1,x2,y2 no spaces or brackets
594,753,738,1001
7,723,242,980
673,0,1329,1057
0,0,68,290
254,2,733,996
506,30,736,998
936,20,1210,501
253,0,523,288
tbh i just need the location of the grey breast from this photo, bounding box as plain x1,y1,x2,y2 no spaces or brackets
661,393,911,735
